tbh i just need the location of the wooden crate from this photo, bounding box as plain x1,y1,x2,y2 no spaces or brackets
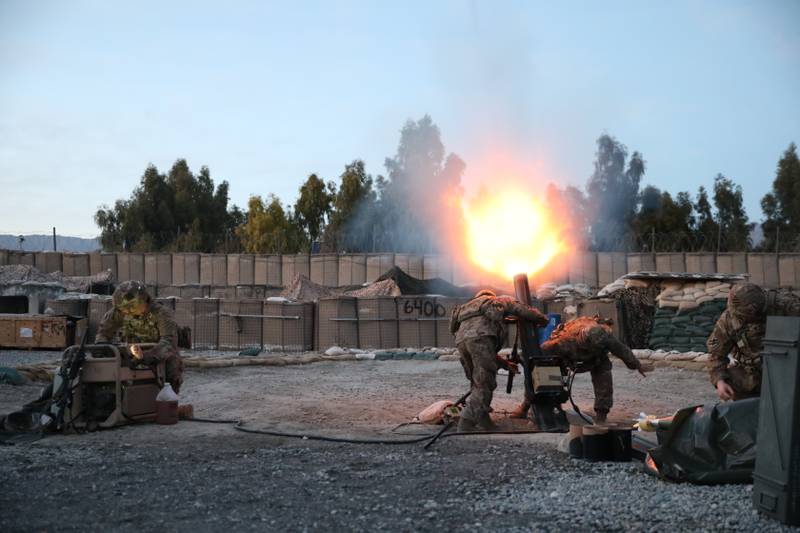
0,314,86,349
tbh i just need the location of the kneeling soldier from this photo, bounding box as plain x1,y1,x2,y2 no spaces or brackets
96,281,185,393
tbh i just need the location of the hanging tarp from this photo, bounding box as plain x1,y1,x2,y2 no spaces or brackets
375,266,474,297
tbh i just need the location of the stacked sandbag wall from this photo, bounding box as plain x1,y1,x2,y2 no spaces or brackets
648,281,730,352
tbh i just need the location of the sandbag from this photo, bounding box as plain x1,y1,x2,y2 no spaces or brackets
415,400,454,424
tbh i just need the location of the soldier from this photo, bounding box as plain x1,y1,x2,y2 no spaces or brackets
96,281,185,393
450,289,549,432
513,316,649,423
708,283,800,401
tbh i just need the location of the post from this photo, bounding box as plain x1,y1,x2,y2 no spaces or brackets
53,227,57,251
776,226,780,254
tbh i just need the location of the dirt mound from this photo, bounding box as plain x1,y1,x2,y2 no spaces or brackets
0,265,112,293
280,274,332,302
345,279,402,298
0,265,58,285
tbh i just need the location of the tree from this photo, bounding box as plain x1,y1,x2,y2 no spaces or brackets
693,186,718,251
631,186,695,251
378,115,465,253
322,160,378,252
713,174,752,251
294,174,335,245
761,143,800,251
585,134,644,251
237,195,305,253
94,160,242,252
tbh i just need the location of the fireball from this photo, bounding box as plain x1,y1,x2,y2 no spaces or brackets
462,188,571,279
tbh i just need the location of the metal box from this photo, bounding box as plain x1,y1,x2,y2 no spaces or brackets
753,316,800,525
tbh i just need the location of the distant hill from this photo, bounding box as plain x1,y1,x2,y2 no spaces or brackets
0,234,100,253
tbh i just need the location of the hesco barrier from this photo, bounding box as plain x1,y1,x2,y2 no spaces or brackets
397,296,442,348
282,254,310,284
716,253,747,274
423,254,453,283
627,253,656,273
778,254,800,288
87,297,112,342
46,298,89,318
62,253,90,277
310,254,339,287
685,253,716,274
338,255,367,286
357,296,399,349
10,250,800,289
748,254,780,288
394,253,423,279
366,254,395,283
263,301,314,352
597,252,627,287
655,253,686,273
317,296,359,348
193,298,220,349
569,252,599,288
219,299,263,350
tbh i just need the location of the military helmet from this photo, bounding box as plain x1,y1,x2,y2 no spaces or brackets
474,289,496,299
112,280,152,310
727,282,766,322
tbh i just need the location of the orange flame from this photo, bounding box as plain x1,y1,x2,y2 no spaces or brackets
461,187,572,279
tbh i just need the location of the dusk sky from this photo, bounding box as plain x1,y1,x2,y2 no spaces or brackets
1,0,798,237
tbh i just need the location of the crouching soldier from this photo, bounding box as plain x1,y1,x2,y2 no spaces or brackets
450,289,549,432
513,316,650,423
96,281,185,393
708,282,800,402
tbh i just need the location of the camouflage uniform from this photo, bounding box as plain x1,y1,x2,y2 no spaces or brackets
707,283,800,399
96,281,185,393
450,291,549,429
540,317,642,419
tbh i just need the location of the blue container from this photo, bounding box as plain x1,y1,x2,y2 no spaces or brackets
537,313,561,345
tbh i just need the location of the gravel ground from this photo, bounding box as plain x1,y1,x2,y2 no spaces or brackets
0,353,794,532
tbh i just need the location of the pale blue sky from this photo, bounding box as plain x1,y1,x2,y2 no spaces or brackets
1,0,798,237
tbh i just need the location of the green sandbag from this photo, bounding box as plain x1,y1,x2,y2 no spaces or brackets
671,316,692,325
653,315,674,323
684,326,711,336
651,327,673,337
655,308,677,317
691,336,711,344
691,345,709,352
412,351,439,360
391,351,414,360
670,336,690,344
374,351,397,361
0,367,27,386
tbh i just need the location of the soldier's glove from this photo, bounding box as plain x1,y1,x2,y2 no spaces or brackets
637,361,654,377
495,355,519,374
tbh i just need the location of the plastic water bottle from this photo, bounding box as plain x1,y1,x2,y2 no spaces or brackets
155,383,179,425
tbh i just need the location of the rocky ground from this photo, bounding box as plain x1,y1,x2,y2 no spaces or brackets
0,351,793,532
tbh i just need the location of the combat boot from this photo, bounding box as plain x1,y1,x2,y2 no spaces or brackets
594,409,609,423
476,414,499,432
457,418,478,433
